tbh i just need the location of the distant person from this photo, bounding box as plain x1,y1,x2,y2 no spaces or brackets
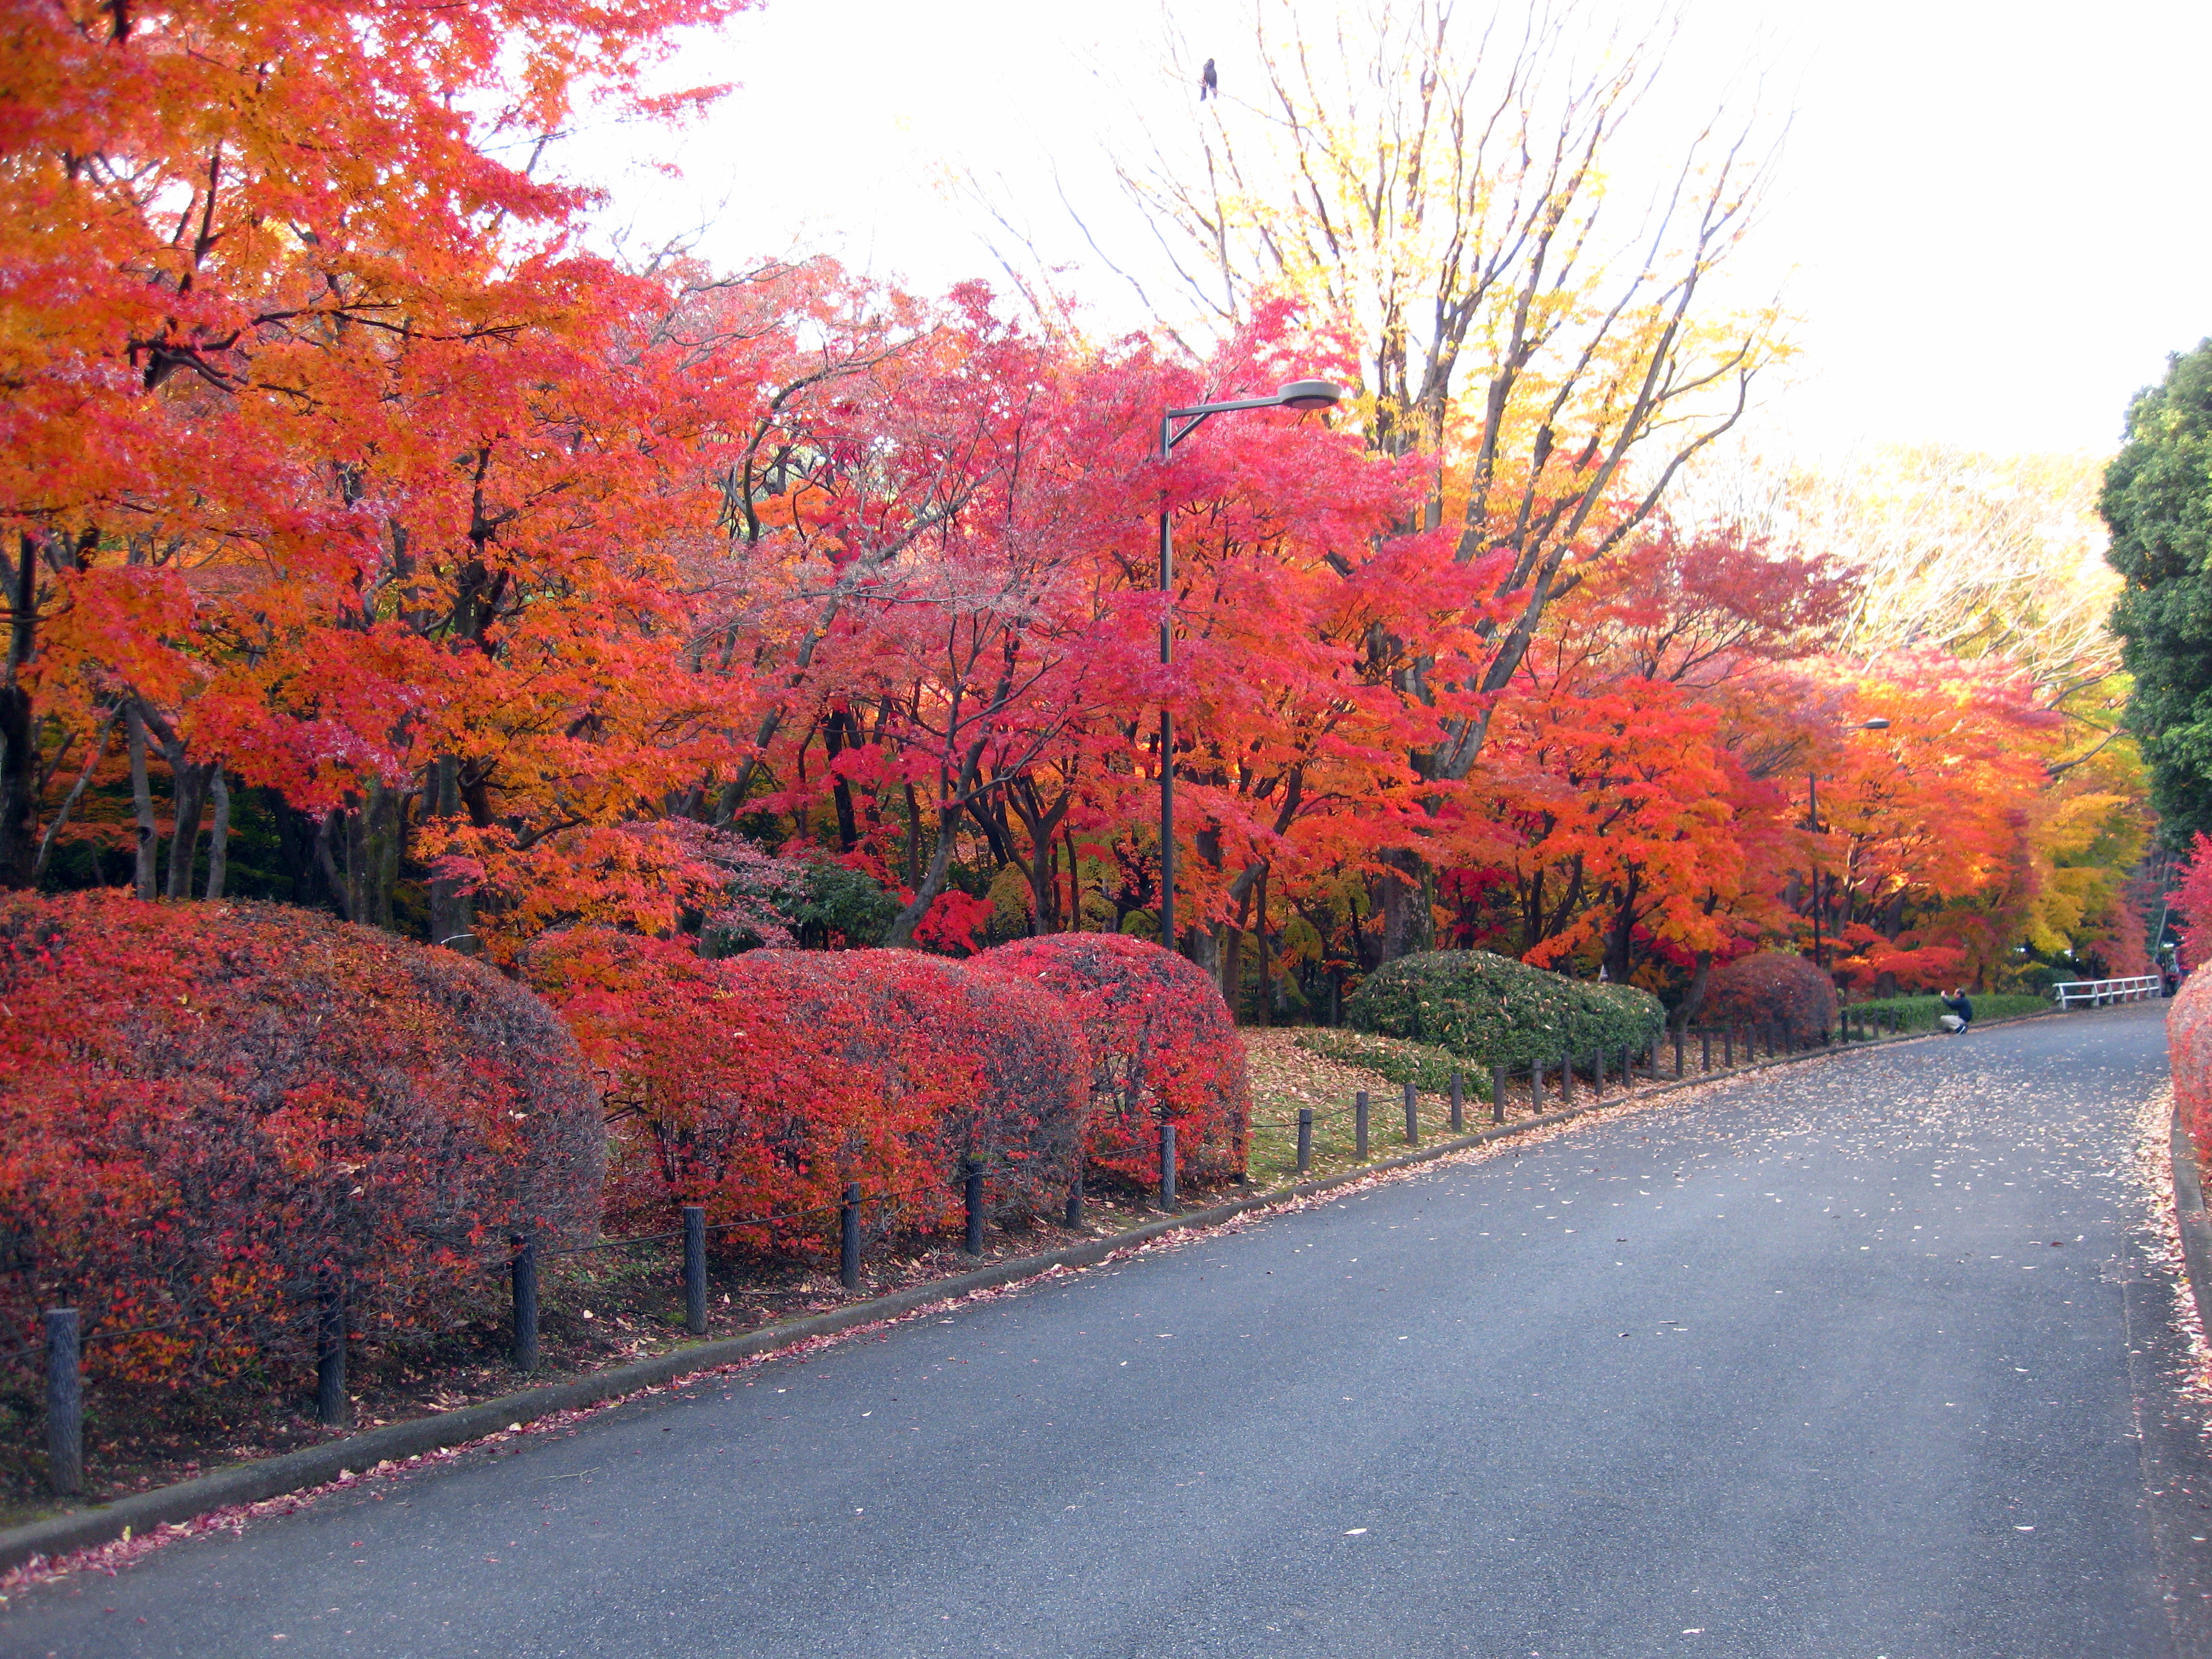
1939,989,1974,1034
2167,964,2183,998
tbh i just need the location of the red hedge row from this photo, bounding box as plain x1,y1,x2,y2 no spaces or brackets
0,893,602,1387
2171,969,2212,1156
524,935,1089,1245
978,932,1250,1190
1700,950,1840,1042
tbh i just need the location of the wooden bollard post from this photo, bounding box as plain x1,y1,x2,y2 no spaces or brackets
44,1309,81,1496
1354,1091,1369,1160
315,1282,348,1427
1450,1071,1466,1133
511,1233,539,1373
964,1161,986,1255
682,1204,707,1335
1296,1108,1313,1176
841,1184,863,1287
1403,1081,1419,1147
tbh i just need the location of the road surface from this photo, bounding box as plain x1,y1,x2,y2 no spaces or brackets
5,1002,2207,1658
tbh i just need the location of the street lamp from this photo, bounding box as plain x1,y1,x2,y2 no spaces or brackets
1155,379,1343,951
1807,717,1892,968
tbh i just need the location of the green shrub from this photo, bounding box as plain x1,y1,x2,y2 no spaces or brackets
1842,993,2052,1034
1342,950,1663,1070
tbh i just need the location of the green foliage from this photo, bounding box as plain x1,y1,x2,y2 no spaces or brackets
1294,1029,1490,1098
1342,950,1664,1070
2103,338,2212,844
1843,993,2051,1034
786,859,903,950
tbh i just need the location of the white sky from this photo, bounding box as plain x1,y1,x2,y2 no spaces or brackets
571,0,2212,461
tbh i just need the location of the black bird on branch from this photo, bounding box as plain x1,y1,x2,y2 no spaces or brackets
1199,58,1218,101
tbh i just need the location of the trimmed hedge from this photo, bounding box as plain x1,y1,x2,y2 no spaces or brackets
2174,971,2212,1155
1845,992,2053,1034
526,934,1091,1244
1700,951,1840,1041
979,933,1250,1191
0,893,603,1389
796,950,1090,1224
1343,950,1664,1070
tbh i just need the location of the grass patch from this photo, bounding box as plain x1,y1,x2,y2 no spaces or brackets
1292,1028,1487,1096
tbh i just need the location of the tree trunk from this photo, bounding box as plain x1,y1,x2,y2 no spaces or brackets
33,708,115,886
126,702,158,900
1219,922,1244,1019
884,802,961,948
204,767,230,899
1253,865,1272,1027
0,534,40,888
427,756,475,950
1601,876,1640,984
824,709,860,852
164,761,208,899
315,807,350,920
1063,828,1082,931
1376,850,1434,962
1676,948,1714,1030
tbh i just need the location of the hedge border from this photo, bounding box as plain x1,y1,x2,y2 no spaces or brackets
0,1003,2065,1574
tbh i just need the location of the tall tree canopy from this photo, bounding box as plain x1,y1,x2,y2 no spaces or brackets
2104,338,2212,846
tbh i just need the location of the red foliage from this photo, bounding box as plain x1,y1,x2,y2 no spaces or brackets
740,950,1090,1224
978,933,1250,1191
1698,950,1840,1040
2174,970,2212,1156
2171,834,2212,973
524,936,1088,1244
0,893,602,1387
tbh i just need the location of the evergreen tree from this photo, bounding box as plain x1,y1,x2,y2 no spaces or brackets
2104,340,2212,843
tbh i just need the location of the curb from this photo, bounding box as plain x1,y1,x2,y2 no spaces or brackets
0,1004,2067,1574
2173,1107,2212,1344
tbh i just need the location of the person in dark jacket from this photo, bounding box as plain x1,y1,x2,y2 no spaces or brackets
1939,990,1973,1033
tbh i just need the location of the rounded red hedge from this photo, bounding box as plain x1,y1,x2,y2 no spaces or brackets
1700,950,1840,1042
2172,969,2212,1156
977,932,1250,1191
525,936,1088,1247
0,892,602,1387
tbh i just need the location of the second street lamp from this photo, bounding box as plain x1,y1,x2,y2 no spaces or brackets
1155,379,1342,951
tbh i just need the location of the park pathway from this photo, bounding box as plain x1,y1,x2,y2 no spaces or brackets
5,1002,2208,1658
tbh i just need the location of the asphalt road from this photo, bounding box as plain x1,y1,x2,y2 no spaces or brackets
6,1002,2207,1659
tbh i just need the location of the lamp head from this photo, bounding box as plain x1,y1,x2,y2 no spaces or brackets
1275,379,1344,411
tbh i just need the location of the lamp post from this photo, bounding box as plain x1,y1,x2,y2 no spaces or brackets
1808,716,1891,968
1155,378,1342,951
